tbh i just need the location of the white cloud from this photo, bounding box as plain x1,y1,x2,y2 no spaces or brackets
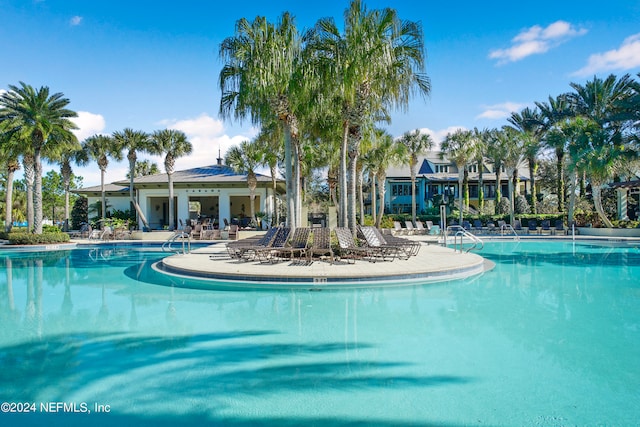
69,16,82,26
572,33,640,76
476,102,528,120
154,113,256,172
71,111,106,141
489,20,587,64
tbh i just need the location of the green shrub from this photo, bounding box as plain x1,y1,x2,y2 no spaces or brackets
7,232,71,245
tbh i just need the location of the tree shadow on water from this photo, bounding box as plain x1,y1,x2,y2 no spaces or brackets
0,330,474,427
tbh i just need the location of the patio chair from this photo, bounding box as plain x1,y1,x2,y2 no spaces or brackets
404,221,416,235
513,219,523,234
462,221,472,231
553,219,566,235
225,226,279,260
307,227,334,264
334,227,370,263
393,221,406,235
358,226,407,261
254,227,291,263
472,219,484,234
191,223,202,239
527,220,539,234
275,227,311,261
364,226,419,259
415,221,430,234
540,220,552,235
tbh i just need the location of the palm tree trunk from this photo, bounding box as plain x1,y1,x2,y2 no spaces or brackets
23,157,35,232
339,123,349,227
592,183,613,228
62,163,71,232
567,171,577,225
495,169,502,215
294,142,302,228
376,173,386,228
410,167,417,225
284,124,294,227
100,167,107,224
5,168,15,232
129,157,149,229
33,149,43,234
370,171,377,226
458,169,464,224
168,172,175,230
556,150,565,212
348,150,358,232
357,165,364,226
478,161,484,212
508,167,516,225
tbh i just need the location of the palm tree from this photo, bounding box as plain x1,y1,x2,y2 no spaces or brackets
128,160,160,178
150,129,193,230
398,129,434,225
565,74,637,226
81,135,122,224
365,129,404,228
471,128,490,212
113,128,152,230
496,126,524,225
440,129,475,224
0,82,78,233
219,12,309,228
57,146,85,231
508,107,545,214
225,139,263,226
254,121,284,226
311,0,431,231
537,95,572,212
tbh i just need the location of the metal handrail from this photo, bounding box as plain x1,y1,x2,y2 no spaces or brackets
500,224,520,240
162,231,191,254
445,225,484,253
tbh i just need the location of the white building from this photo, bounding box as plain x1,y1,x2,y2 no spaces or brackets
75,164,284,230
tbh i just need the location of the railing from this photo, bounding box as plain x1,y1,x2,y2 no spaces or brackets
445,225,484,253
500,224,520,240
162,231,191,255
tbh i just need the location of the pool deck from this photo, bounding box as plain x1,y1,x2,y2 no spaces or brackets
156,236,490,289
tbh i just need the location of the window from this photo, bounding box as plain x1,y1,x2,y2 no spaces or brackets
435,165,449,173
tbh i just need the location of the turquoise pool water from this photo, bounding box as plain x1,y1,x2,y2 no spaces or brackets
0,241,639,426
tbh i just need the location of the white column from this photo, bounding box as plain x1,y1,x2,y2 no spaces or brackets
219,191,231,227
177,191,189,228
616,188,628,220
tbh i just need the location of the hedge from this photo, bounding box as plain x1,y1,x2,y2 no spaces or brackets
7,232,71,245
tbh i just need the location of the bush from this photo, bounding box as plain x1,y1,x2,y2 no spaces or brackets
497,197,511,215
515,195,530,214
7,232,71,245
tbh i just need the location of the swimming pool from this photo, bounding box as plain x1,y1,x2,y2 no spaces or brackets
0,240,638,426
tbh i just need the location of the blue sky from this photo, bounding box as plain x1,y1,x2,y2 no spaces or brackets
1,0,639,186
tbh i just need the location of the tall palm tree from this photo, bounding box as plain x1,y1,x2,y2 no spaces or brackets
398,129,434,225
225,139,263,226
566,74,637,226
508,107,545,214
81,135,122,224
495,126,524,225
365,129,404,228
219,12,309,228
537,94,572,212
254,121,284,226
113,128,152,230
0,82,78,233
311,0,431,231
471,128,490,212
57,146,85,231
150,129,193,230
440,129,475,224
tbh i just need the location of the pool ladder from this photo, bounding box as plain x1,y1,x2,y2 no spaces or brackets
162,231,192,255
500,224,520,240
444,225,484,253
